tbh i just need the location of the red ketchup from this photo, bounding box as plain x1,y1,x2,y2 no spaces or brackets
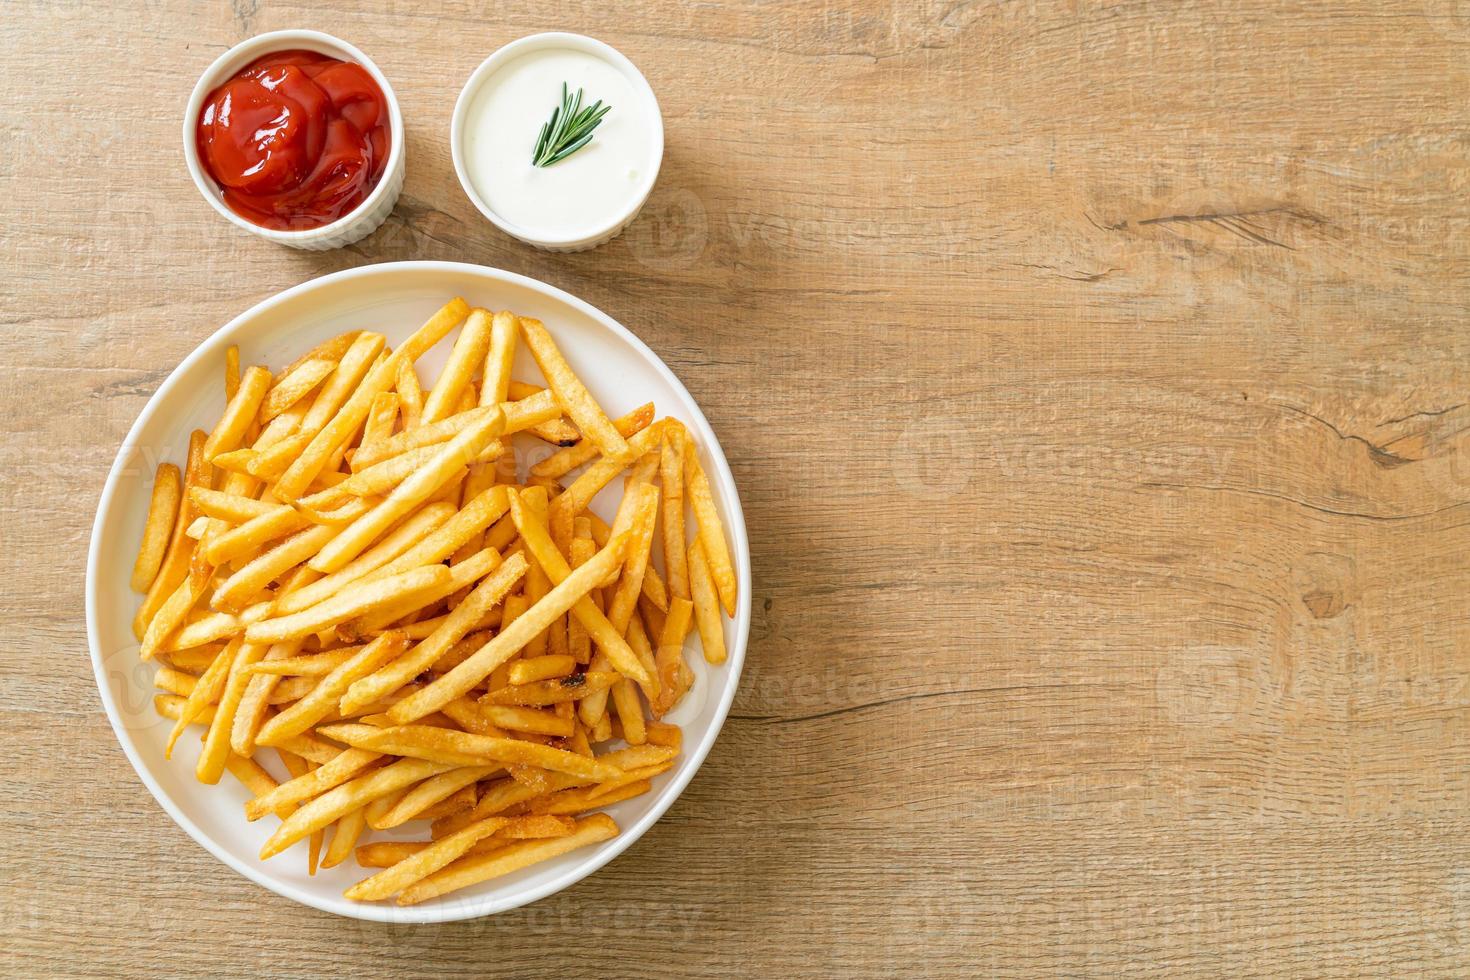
196,50,391,231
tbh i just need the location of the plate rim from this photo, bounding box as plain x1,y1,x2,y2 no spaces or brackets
85,259,751,923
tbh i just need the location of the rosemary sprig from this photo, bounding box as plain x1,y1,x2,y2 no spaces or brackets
532,82,612,168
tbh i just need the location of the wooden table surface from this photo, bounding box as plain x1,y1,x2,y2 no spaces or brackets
4,1,1469,976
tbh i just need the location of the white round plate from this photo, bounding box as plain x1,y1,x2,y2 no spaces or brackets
86,261,750,922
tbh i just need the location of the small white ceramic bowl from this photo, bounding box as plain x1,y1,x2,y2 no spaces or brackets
183,30,405,251
451,33,664,252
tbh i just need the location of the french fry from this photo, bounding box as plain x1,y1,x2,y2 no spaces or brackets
506,762,554,793
518,317,629,461
530,779,651,816
388,534,633,724
157,697,346,766
428,632,491,675
340,553,528,714
416,781,476,819
479,311,517,408
131,463,182,593
688,538,727,665
160,601,269,653
197,641,268,784
422,308,493,424
588,511,672,613
272,489,508,618
351,394,558,471
274,749,324,874
322,807,367,870
525,416,580,447
244,431,314,480
344,547,500,637
610,676,647,745
436,697,507,738
362,788,408,831
300,333,385,433
433,783,555,838
201,504,309,567
275,331,359,384
659,428,690,600
507,492,650,683
577,640,614,732
417,783,476,817
397,813,619,905
586,760,671,801
203,365,271,462
625,449,660,489
445,464,499,594
261,358,335,422
245,647,360,677
684,437,737,615
260,757,453,859
244,747,382,820
605,483,660,635
308,408,505,573
480,704,575,738
245,566,451,645
323,724,620,781
482,671,620,707
161,643,225,673
508,655,576,685
189,487,276,524
154,693,215,727
548,421,666,538
230,638,304,755
211,522,341,613
625,612,660,704
183,515,212,540
345,815,514,902
370,814,574,868
355,841,424,868
522,552,552,664
296,502,456,615
331,444,442,499
207,448,257,477
397,359,424,430
530,403,656,480
265,675,320,703
255,631,412,745
375,765,499,830
380,607,498,643
164,635,237,757
644,721,682,750
224,345,241,402
133,430,208,639
275,731,344,766
492,814,577,839
485,511,519,553
139,576,204,661
360,391,399,456
223,753,277,805
652,597,695,717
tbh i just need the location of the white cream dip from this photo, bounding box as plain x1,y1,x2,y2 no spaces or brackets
459,46,656,243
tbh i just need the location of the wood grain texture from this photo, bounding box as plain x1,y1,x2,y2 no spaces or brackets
3,0,1469,975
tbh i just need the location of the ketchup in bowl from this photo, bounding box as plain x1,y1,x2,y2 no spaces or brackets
196,50,391,231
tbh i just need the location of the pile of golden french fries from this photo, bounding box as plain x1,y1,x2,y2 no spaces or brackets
129,298,736,905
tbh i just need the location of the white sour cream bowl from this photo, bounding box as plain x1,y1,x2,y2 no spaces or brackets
452,34,664,252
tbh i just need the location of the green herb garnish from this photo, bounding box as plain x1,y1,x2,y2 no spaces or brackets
532,83,612,168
